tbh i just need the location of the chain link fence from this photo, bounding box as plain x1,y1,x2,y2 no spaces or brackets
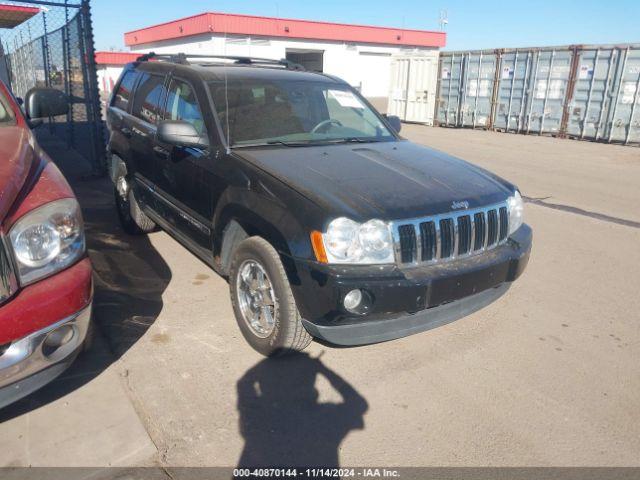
0,0,105,174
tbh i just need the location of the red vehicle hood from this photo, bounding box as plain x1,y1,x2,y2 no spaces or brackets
0,125,35,221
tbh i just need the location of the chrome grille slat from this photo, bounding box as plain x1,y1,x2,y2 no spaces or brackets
435,219,442,259
414,223,423,265
469,213,476,253
452,217,460,259
392,201,510,267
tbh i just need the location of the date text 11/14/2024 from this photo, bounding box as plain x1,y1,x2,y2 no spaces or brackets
233,468,400,478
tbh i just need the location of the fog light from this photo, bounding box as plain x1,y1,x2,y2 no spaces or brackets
343,289,363,313
44,325,75,349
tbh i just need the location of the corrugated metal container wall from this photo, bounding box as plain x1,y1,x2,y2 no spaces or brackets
435,44,638,146
565,46,618,140
604,46,640,144
523,48,573,135
493,49,534,132
435,52,465,126
459,51,498,128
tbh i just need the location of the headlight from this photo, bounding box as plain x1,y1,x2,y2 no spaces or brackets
314,217,394,264
507,190,524,235
9,198,85,285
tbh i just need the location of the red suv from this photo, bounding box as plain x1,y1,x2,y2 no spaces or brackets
0,80,92,408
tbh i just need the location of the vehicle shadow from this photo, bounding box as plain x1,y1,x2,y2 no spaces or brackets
0,132,172,421
236,352,368,468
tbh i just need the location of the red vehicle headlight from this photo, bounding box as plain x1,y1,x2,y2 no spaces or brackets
8,198,85,286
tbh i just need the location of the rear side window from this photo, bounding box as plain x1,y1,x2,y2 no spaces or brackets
113,70,138,111
163,79,206,135
131,73,165,124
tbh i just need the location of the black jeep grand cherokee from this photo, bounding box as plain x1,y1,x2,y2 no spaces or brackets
107,53,531,356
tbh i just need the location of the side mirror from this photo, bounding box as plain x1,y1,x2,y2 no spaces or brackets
158,120,209,149
24,87,68,119
385,114,402,133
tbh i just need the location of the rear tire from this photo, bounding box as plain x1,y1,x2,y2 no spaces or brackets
229,236,312,356
115,186,156,235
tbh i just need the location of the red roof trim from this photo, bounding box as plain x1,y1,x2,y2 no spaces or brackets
0,4,40,14
95,51,140,65
124,12,446,48
0,4,40,29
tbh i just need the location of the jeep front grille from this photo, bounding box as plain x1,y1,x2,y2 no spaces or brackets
0,238,18,305
391,202,509,266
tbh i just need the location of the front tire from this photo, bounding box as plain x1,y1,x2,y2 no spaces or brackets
229,237,312,356
115,185,156,235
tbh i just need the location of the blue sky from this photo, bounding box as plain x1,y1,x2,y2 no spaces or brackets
92,0,640,52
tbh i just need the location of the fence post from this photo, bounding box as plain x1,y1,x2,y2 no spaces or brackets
41,11,55,133
79,0,105,175
63,1,74,149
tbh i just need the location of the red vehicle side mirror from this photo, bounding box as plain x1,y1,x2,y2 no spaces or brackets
24,87,68,119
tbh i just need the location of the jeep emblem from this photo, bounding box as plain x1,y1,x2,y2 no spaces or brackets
451,200,469,210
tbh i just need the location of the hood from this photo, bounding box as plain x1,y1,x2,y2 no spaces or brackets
234,140,514,221
0,126,35,221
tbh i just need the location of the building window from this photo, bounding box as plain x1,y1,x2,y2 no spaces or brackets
285,50,324,72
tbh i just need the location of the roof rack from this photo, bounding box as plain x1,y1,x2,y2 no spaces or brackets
135,52,305,70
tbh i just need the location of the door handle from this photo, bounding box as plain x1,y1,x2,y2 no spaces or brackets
153,146,170,159
121,127,132,138
132,126,146,137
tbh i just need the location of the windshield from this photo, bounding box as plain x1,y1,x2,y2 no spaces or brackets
0,89,16,127
209,78,395,147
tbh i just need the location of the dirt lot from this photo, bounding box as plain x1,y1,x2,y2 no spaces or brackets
1,127,639,468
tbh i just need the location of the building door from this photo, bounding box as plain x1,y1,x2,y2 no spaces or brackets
286,49,324,72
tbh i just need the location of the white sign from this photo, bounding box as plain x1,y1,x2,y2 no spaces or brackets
621,82,638,104
579,64,594,79
328,90,364,109
502,66,514,79
442,68,451,79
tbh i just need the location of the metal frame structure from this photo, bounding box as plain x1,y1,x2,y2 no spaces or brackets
0,0,105,173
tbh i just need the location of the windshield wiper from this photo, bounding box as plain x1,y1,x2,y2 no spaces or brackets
325,137,383,144
232,138,385,148
266,140,312,147
232,140,310,148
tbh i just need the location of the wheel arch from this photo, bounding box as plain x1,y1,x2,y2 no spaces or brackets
214,203,301,282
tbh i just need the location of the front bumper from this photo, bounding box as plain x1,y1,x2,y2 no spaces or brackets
289,224,532,346
0,304,92,409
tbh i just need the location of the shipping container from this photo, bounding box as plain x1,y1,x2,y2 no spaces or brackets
493,49,533,133
435,50,498,128
435,43,639,146
603,46,640,144
565,46,614,140
521,48,573,135
459,51,499,128
435,52,465,126
388,52,439,124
